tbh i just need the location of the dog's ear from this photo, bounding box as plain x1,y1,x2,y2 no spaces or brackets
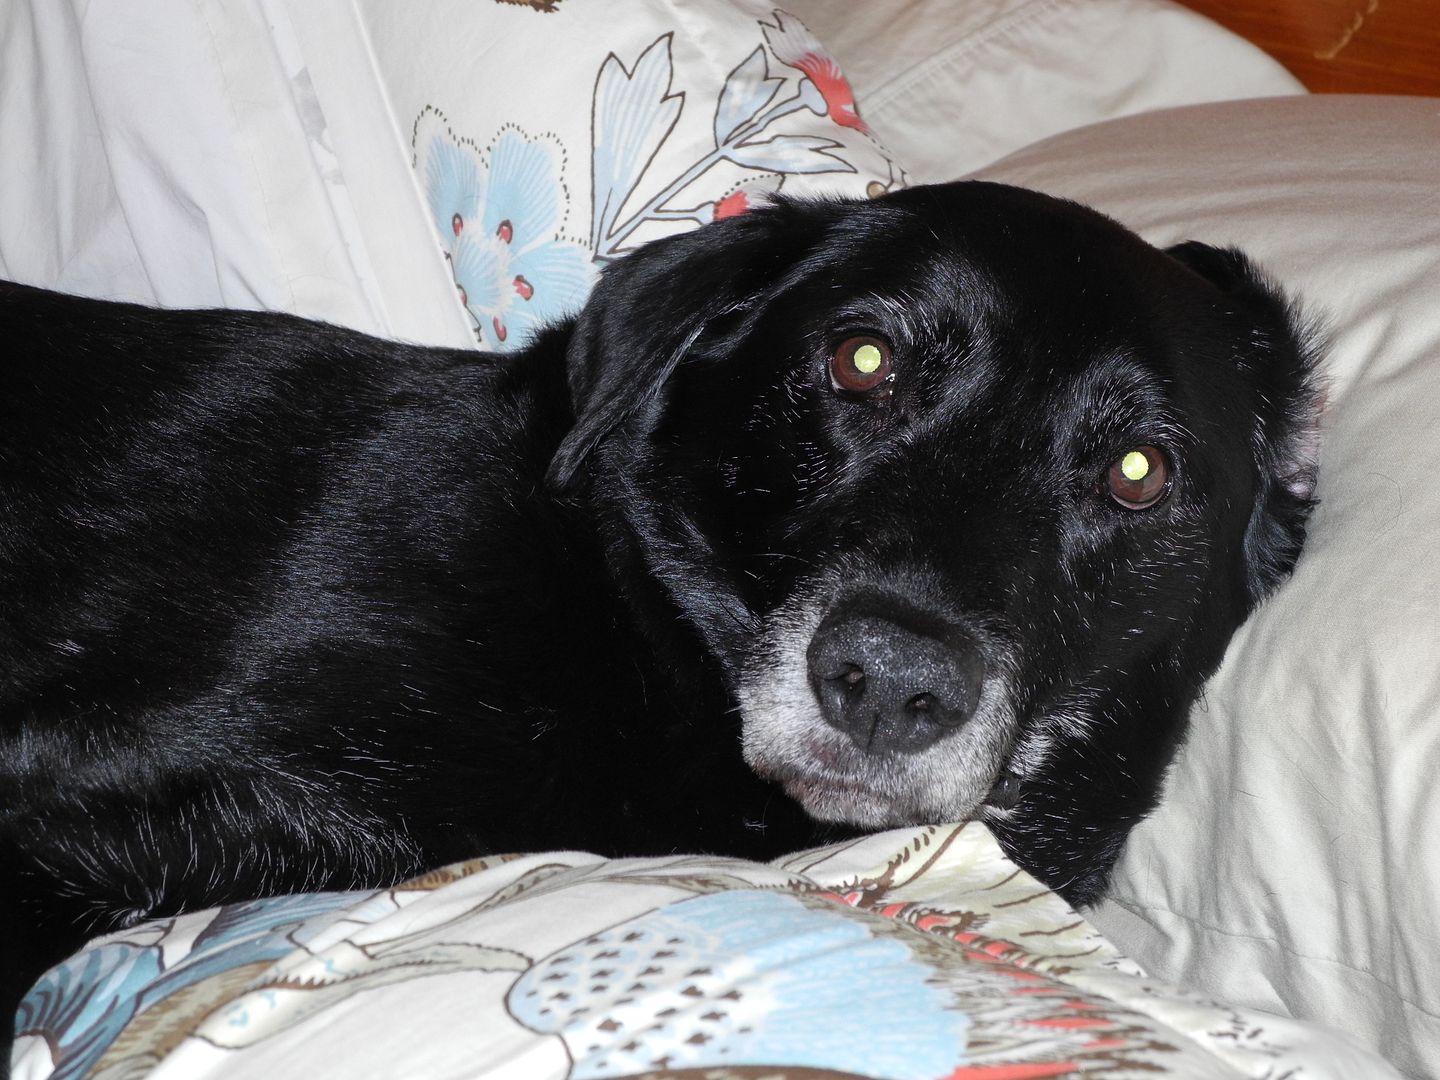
1167,241,1323,600
545,204,819,492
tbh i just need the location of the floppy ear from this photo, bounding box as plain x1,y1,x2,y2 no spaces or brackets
545,203,821,491
1166,241,1323,600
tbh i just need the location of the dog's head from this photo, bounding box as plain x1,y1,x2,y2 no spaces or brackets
550,181,1318,895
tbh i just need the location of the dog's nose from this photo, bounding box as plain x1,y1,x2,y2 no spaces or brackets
806,608,985,754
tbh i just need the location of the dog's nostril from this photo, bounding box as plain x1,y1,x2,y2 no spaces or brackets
841,666,865,689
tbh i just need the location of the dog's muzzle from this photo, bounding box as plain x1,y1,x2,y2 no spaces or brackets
806,598,985,755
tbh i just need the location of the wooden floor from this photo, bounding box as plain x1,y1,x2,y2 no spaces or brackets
1180,0,1440,96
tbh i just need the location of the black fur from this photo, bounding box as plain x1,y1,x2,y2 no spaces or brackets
0,181,1319,1060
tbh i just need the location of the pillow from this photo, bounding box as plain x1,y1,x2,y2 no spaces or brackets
969,94,1440,1080
779,0,1306,181
12,824,1404,1079
354,0,1304,347
351,0,900,351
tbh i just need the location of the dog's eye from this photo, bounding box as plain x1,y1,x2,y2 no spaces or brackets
830,335,893,396
1106,446,1170,509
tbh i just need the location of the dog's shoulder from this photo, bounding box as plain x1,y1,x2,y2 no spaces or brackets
0,284,583,711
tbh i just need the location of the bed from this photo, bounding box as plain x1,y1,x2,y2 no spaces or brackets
3,1,1437,1077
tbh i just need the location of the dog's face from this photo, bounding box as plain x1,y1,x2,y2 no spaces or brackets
550,181,1317,899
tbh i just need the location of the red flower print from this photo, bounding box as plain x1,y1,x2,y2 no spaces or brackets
763,13,870,135
713,190,750,219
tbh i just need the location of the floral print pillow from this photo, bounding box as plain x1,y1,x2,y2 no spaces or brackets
356,0,903,350
14,824,1402,1079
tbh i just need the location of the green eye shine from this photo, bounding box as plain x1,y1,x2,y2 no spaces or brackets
830,335,894,395
1120,450,1151,481
851,343,884,374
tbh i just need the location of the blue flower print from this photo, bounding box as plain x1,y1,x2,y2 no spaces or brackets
422,121,596,351
509,890,969,1080
14,891,370,1079
16,942,162,1080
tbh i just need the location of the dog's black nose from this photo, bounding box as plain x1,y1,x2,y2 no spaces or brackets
807,607,985,754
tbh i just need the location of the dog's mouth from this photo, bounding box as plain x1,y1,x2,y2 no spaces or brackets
750,752,915,828
741,659,1016,824
752,742,1024,829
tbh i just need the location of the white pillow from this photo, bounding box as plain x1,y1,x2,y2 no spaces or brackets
780,0,1305,181
970,94,1440,1080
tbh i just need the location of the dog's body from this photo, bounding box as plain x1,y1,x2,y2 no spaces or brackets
1,182,1318,1050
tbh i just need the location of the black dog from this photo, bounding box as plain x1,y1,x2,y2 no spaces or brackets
0,181,1318,1051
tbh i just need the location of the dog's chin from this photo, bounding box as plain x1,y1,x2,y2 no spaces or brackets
746,746,996,830
755,761,916,828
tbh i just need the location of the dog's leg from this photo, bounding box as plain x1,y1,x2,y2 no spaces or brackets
0,771,427,1073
